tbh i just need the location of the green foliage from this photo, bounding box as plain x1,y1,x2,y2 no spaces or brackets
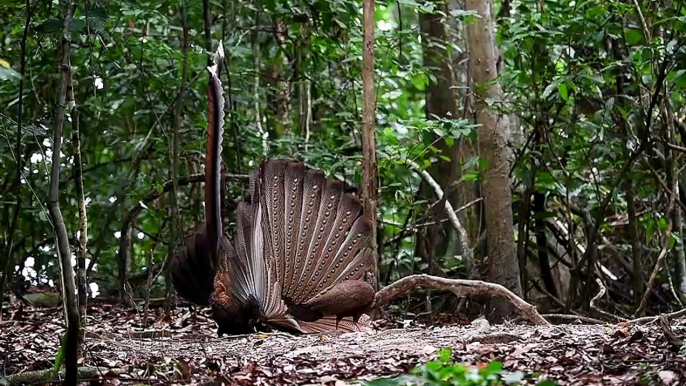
366,349,557,386
53,333,66,373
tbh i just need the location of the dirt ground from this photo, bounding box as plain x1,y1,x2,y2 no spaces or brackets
1,304,685,385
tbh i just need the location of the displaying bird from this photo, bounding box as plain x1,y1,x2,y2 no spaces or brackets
170,43,376,335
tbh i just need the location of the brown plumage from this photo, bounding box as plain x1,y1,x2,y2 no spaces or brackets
170,43,376,335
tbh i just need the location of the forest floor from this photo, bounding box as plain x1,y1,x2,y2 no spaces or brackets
1,302,685,386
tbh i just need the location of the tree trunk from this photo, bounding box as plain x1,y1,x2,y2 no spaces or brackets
252,9,268,156
48,1,80,383
71,109,88,329
465,0,522,321
362,0,379,289
416,1,478,279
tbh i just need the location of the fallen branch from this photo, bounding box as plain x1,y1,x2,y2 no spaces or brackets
0,367,123,386
540,314,606,325
373,274,549,325
628,307,686,325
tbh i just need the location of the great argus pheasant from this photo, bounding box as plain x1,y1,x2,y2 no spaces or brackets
170,43,377,336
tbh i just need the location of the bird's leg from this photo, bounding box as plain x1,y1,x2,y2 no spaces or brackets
352,314,362,332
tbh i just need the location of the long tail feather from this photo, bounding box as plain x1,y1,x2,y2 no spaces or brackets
171,43,226,308
205,42,225,261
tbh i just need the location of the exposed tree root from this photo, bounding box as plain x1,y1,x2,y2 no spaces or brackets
373,274,549,325
0,367,123,386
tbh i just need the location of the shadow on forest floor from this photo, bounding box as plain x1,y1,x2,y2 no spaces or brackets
1,303,684,385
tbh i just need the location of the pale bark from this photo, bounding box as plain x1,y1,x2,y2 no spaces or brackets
72,110,88,326
465,0,522,321
48,0,80,383
362,0,379,288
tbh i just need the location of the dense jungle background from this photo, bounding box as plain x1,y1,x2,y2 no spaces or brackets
1,0,686,384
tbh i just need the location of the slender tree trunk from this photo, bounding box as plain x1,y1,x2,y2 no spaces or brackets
465,0,522,321
664,106,686,303
252,9,268,156
533,192,556,298
72,109,88,328
611,37,643,307
166,0,190,317
362,0,379,288
674,198,686,300
267,18,291,137
48,1,80,383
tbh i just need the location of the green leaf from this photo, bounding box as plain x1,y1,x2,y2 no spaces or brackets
484,360,503,375
625,29,643,45
557,82,568,101
38,18,63,34
438,348,452,363
460,172,479,182
646,218,656,244
71,18,86,32
53,334,66,372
